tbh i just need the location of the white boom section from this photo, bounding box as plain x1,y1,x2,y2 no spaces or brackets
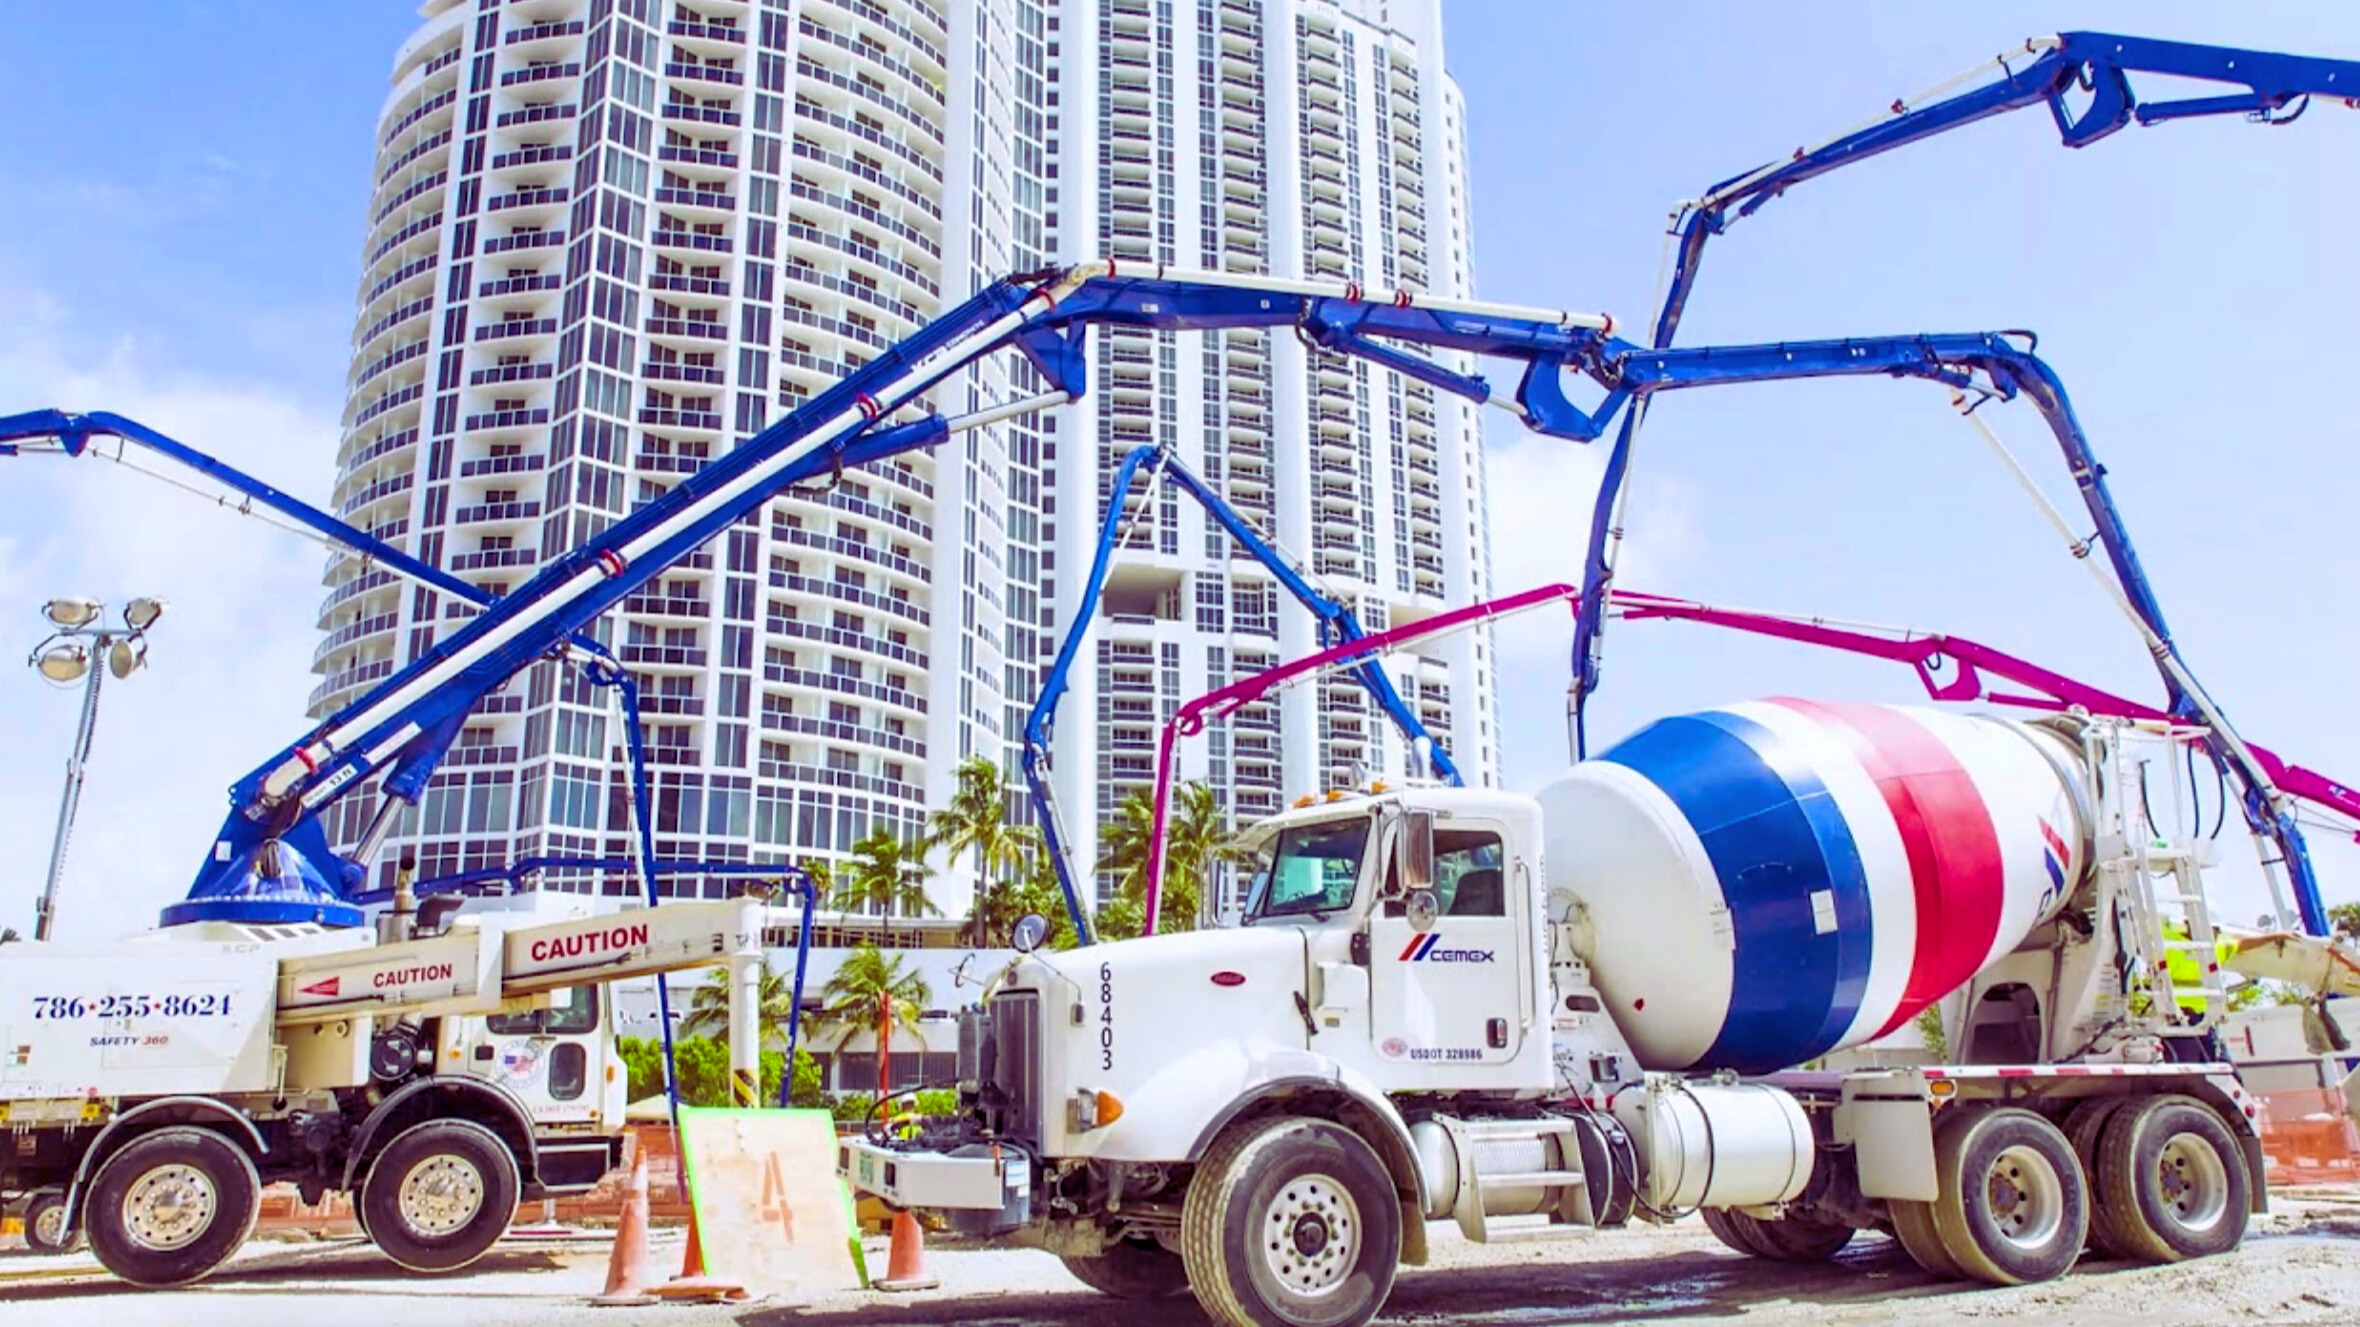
0,899,783,1103
275,897,779,1023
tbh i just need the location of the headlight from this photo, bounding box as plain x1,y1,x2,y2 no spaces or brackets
1067,1088,1124,1132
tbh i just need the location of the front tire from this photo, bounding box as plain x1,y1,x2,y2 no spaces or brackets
25,1189,81,1255
1180,1117,1402,1327
85,1127,261,1287
360,1119,520,1273
1927,1107,2089,1286
1061,1236,1190,1298
2095,1095,2250,1263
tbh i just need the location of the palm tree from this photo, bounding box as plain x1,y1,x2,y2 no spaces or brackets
928,755,1043,945
797,856,833,905
1094,790,1159,904
1163,781,1250,926
833,824,939,945
810,945,932,1095
678,961,801,1050
1093,782,1240,933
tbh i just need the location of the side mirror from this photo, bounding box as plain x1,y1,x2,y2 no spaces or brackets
1010,913,1049,954
1395,808,1435,895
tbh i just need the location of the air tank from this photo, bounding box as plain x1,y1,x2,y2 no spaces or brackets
1535,700,2089,1074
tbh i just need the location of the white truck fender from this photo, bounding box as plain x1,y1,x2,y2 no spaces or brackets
64,1096,272,1234
341,1073,537,1190
1077,1039,1426,1214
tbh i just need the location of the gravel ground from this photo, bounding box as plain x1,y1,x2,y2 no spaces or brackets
2,1194,2355,1327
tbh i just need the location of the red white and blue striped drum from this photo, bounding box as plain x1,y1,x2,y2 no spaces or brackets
1535,700,2089,1074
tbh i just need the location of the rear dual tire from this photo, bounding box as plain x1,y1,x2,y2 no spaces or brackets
1701,1206,1855,1261
2092,1095,2249,1264
1891,1096,2249,1284
1891,1107,2088,1285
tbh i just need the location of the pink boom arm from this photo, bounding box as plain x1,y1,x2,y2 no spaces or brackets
1137,587,2360,936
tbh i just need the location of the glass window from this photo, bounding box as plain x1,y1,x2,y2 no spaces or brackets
1436,829,1506,917
547,1043,588,1101
487,984,599,1036
1243,817,1369,923
1385,825,1507,917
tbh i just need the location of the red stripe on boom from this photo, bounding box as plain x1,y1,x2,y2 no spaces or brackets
1771,699,2006,1038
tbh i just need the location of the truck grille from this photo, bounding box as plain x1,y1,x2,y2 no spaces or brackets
983,989,1043,1144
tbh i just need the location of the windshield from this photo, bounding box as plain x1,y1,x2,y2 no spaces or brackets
1243,817,1370,923
486,984,598,1036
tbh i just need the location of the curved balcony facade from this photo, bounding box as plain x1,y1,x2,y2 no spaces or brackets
318,0,1039,928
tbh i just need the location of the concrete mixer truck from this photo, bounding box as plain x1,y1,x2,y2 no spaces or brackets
843,699,2271,1326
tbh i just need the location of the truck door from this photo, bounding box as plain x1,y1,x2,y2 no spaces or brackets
454,985,603,1125
1371,822,1526,1068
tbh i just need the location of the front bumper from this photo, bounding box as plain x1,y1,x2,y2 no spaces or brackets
840,1138,1033,1235
840,1137,1027,1209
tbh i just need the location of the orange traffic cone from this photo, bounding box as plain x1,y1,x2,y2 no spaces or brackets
588,1155,659,1307
874,1209,939,1292
655,1195,751,1303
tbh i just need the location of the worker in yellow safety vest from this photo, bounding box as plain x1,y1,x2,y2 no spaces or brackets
2161,917,2239,1017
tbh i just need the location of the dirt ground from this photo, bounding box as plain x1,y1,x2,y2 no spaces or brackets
2,1192,2355,1327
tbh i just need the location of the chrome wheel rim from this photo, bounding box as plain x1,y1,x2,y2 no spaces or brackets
121,1164,218,1252
1261,1173,1360,1298
398,1154,487,1238
32,1201,70,1250
2156,1132,2230,1234
1983,1144,2064,1252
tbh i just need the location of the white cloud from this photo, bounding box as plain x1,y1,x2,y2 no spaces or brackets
0,285,339,941
1481,409,1703,707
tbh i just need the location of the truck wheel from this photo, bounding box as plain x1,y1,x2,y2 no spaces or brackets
360,1119,520,1273
85,1126,261,1287
1180,1117,1402,1327
1700,1207,1777,1258
25,1189,81,1255
1889,1199,1962,1279
1061,1236,1190,1298
1739,1209,1856,1260
2095,1095,2249,1263
1927,1107,2088,1286
2063,1098,2132,1258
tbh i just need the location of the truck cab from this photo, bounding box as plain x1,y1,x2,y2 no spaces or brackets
958,787,1558,1173
1241,788,1555,1094
844,786,1645,1326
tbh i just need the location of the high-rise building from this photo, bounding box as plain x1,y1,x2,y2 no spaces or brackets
320,0,1489,927
1050,0,1499,908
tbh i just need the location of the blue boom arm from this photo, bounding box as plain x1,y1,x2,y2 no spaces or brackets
0,408,496,613
1563,329,2330,936
1568,31,2360,762
92,265,1616,927
11,262,2326,938
1018,442,1461,945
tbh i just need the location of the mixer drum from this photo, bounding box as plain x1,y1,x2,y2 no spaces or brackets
1535,700,2087,1073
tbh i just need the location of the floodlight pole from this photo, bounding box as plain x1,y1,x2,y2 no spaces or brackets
36,657,106,941
28,597,162,942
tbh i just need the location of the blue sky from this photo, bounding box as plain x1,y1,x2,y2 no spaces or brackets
1,1,2355,938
